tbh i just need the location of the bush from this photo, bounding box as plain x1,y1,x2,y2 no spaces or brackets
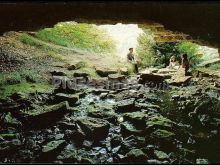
35,22,116,53
152,42,181,67
152,41,201,69
177,41,201,68
136,29,156,68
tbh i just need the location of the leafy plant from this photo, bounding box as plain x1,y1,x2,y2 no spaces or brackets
136,29,156,68
35,22,116,53
177,41,201,69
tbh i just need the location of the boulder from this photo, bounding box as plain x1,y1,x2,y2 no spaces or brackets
55,93,79,106
67,61,87,70
123,111,147,128
151,129,175,140
154,150,169,161
120,122,143,137
73,71,89,78
95,67,117,77
123,149,147,163
108,74,126,82
146,115,175,130
23,101,69,130
75,117,110,141
119,67,129,75
56,149,78,163
167,76,192,86
114,98,135,113
138,73,165,84
88,110,117,124
50,70,67,76
0,139,22,155
40,140,66,162
42,140,66,153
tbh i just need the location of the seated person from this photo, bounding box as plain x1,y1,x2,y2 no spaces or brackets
167,56,179,70
127,48,139,73
181,53,190,76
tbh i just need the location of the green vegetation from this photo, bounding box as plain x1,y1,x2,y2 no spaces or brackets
136,29,156,68
80,67,99,79
152,41,201,69
35,22,116,53
20,33,52,51
177,41,201,68
0,69,39,86
0,82,53,99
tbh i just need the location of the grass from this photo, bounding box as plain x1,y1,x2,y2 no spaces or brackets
20,33,52,51
0,82,53,99
35,22,116,53
0,69,39,86
80,67,99,79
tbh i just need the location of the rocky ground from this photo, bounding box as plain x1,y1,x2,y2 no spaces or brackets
0,66,220,164
0,28,220,164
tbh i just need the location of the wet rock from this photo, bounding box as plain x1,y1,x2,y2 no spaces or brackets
40,140,66,162
65,128,85,145
146,115,175,131
55,93,79,106
42,140,66,153
147,159,163,164
95,67,117,77
135,102,161,111
138,73,165,84
111,135,122,148
196,158,209,164
88,110,117,124
123,148,147,163
120,122,143,137
56,149,78,163
0,139,22,155
76,117,110,141
1,112,22,127
151,129,175,140
154,150,169,161
108,74,125,82
114,98,135,113
24,101,69,130
123,111,147,128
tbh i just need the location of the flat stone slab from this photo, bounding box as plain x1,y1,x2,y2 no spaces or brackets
23,101,69,130
167,76,192,86
95,67,118,77
138,73,165,84
75,117,110,141
55,93,79,106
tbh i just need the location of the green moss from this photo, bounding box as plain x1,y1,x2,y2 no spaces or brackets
35,22,116,53
0,82,53,99
146,115,174,128
152,129,175,139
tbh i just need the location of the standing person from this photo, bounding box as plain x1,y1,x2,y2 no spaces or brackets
181,53,190,76
127,48,138,73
